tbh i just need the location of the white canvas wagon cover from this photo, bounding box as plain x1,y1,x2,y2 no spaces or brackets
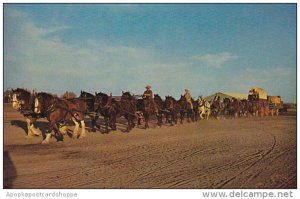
249,87,268,100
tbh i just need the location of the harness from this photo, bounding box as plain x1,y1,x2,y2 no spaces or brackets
40,97,85,122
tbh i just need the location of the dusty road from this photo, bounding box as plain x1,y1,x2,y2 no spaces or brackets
3,104,296,188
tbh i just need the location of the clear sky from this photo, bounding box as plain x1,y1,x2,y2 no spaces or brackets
4,4,296,102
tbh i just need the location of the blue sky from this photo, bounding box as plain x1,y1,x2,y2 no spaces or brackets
4,4,296,102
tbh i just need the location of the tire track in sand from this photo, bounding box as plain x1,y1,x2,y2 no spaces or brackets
215,129,276,188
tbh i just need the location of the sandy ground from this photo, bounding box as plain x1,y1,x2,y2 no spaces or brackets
3,104,296,189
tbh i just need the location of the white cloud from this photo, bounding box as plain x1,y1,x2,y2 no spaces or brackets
193,52,238,68
4,9,190,96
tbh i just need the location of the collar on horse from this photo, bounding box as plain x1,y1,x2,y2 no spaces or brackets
45,97,59,114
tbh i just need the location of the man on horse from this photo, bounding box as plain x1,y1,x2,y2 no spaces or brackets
143,85,158,115
184,88,193,110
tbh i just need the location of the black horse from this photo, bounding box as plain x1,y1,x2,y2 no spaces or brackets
154,94,164,126
136,95,160,129
210,98,225,119
248,94,260,116
165,96,180,125
223,98,233,118
79,91,99,132
94,92,118,133
11,88,43,137
240,99,249,117
117,91,137,132
191,98,200,121
34,92,86,144
178,95,194,123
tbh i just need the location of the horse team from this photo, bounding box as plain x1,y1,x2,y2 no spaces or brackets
11,88,258,144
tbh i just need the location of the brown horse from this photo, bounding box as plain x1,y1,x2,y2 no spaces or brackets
210,98,225,119
34,92,86,144
165,96,180,125
191,98,199,121
11,88,43,137
248,94,260,116
94,92,118,133
136,95,160,129
93,91,137,133
154,94,164,126
79,91,100,132
117,91,137,132
178,95,194,123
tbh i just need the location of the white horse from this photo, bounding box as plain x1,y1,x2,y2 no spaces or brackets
198,96,211,120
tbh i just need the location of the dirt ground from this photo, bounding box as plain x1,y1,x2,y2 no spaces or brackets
3,103,297,189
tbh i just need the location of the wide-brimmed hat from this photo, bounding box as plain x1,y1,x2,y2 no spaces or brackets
185,88,190,91
145,85,151,89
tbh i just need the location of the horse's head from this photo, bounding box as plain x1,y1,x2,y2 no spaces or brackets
11,88,31,110
178,95,186,106
79,90,84,97
223,98,230,105
165,96,175,109
34,92,54,114
154,94,162,102
81,91,95,100
95,92,108,106
122,91,132,98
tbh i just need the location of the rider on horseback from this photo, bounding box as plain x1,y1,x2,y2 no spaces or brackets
184,88,193,110
143,85,158,115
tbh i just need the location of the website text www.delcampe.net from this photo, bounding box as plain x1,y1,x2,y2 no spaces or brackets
202,190,294,199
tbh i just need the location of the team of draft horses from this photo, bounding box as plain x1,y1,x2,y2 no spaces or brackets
11,86,261,144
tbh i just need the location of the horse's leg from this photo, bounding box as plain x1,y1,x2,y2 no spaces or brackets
91,116,96,132
207,110,211,120
131,116,135,128
111,114,117,130
25,118,34,137
145,120,149,129
79,120,86,139
125,114,132,132
180,110,184,124
58,122,68,135
144,113,149,129
54,124,64,141
165,114,168,124
170,113,174,126
157,113,162,127
25,118,40,137
72,117,80,138
93,114,100,131
192,110,195,122
42,122,54,144
213,110,217,119
104,116,109,133
187,111,190,123
42,122,61,144
109,115,113,129
200,110,205,120
30,118,41,136
42,133,52,144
